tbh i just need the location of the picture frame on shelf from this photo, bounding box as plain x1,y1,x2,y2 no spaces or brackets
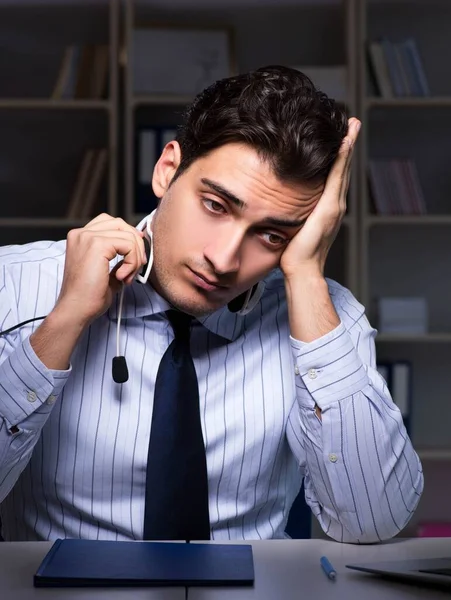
131,23,235,98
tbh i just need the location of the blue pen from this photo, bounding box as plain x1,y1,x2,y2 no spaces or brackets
320,555,337,580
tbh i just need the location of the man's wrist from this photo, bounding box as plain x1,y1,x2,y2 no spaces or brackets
284,270,328,298
30,302,90,371
281,256,325,281
51,298,95,332
284,272,338,343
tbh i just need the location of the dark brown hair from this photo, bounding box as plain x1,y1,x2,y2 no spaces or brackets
174,65,348,185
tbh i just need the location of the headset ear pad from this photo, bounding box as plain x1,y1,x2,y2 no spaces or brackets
228,290,249,313
228,281,265,315
138,237,152,280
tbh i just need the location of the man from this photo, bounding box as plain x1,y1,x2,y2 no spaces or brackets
0,66,422,543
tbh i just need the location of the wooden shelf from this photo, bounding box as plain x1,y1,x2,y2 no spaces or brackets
376,333,451,343
365,215,451,227
133,94,193,107
0,99,112,110
0,218,89,228
417,448,451,461
366,97,451,108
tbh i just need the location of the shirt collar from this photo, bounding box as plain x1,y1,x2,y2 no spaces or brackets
108,281,246,342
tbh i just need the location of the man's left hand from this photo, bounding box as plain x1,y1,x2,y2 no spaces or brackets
280,117,361,280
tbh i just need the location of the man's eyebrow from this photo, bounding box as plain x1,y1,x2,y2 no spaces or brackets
261,216,307,228
201,178,246,210
200,177,307,228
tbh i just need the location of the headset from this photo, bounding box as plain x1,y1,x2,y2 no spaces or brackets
111,211,156,384
0,212,265,384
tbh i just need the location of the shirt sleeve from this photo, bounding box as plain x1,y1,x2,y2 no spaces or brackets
0,265,71,503
286,288,424,544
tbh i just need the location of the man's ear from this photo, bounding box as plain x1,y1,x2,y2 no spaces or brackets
152,141,182,198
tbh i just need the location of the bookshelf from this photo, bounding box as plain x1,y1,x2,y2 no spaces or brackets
358,0,451,301
356,0,451,534
122,0,359,295
2,0,449,538
0,0,119,245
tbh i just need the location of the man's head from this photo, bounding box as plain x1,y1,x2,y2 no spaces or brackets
149,65,348,316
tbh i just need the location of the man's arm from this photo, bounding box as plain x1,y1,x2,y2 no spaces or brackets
0,213,148,503
286,283,423,543
285,274,339,419
280,118,422,542
0,268,72,503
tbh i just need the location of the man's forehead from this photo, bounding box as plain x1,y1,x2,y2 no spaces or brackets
193,145,324,203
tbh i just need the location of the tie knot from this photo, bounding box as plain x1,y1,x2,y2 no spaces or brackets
167,310,193,342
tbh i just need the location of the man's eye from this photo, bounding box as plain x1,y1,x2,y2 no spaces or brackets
203,199,227,214
261,232,287,246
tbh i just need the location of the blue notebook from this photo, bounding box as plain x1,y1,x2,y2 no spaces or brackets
34,539,254,588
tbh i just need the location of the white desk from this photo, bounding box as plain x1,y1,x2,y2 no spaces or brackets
191,538,451,599
2,538,451,599
0,541,184,600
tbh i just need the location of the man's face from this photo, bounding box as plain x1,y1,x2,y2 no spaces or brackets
150,142,323,316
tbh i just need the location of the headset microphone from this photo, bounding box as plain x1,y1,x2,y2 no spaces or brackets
112,356,129,384
112,211,155,383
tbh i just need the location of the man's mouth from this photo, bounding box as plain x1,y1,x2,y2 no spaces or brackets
189,268,230,292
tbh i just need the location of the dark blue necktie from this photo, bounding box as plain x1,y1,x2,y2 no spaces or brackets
143,310,211,540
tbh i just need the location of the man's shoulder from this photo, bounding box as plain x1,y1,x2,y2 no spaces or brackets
0,239,67,268
0,239,67,296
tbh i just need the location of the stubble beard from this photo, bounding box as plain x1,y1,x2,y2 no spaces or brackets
150,257,223,318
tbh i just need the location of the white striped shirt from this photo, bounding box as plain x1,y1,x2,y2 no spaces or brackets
0,240,423,543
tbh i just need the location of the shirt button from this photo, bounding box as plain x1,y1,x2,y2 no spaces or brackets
329,453,338,463
27,390,37,403
308,368,317,380
47,395,56,405
294,366,300,375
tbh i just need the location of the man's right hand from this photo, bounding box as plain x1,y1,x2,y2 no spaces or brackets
56,213,148,326
29,214,148,371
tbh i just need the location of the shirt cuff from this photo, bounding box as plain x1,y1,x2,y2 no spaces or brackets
0,336,71,428
290,322,369,410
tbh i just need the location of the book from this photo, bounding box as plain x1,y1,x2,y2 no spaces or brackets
66,148,108,219
79,148,108,218
75,45,99,99
368,159,427,215
66,149,97,219
51,46,77,100
367,41,393,98
381,38,405,98
34,539,254,588
367,38,430,98
51,44,109,100
378,297,428,334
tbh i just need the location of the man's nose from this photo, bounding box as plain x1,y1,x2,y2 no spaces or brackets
203,228,243,275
